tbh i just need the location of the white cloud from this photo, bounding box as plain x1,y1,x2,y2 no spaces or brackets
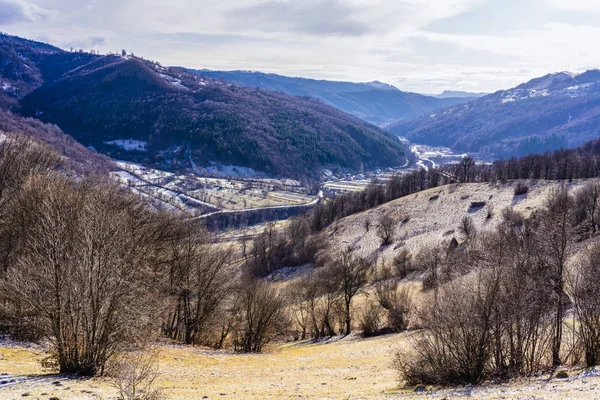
2,0,600,93
550,0,600,12
0,0,57,24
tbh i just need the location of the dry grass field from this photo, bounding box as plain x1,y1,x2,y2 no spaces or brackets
3,333,600,400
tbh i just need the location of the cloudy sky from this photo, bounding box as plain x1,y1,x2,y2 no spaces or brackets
2,0,600,93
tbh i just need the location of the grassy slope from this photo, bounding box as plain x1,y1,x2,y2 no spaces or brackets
326,180,583,262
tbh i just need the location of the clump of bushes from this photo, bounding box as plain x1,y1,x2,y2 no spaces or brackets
514,181,529,196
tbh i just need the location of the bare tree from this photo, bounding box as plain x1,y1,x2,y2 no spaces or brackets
574,180,600,233
329,249,371,335
541,186,574,367
456,156,476,183
571,244,600,366
233,277,287,353
164,218,233,345
377,212,397,246
1,175,166,376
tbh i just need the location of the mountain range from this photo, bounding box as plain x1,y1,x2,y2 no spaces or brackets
431,91,488,99
193,70,476,126
4,32,600,178
390,71,600,158
1,33,407,180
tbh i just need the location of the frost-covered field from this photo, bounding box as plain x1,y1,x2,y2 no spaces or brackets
2,334,600,400
112,161,316,214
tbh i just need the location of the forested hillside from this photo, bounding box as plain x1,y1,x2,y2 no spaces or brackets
0,33,406,180
390,71,600,158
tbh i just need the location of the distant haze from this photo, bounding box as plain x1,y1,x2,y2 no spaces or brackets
1,0,600,93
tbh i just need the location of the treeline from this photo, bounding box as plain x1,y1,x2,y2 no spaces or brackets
396,181,600,385
310,138,600,232
0,109,113,175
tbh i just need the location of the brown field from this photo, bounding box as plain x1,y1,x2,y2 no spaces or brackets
3,333,600,400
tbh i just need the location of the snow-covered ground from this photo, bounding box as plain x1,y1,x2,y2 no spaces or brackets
205,163,263,178
104,139,147,151
113,161,314,214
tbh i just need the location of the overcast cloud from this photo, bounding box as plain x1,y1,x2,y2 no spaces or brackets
2,0,600,93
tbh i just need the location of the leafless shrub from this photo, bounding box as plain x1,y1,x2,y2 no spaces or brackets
108,348,164,400
397,270,499,386
232,278,288,353
359,301,384,337
571,244,600,366
307,267,343,338
0,175,167,376
364,217,371,233
485,222,554,377
573,179,600,234
377,212,397,246
458,215,476,241
514,181,529,196
373,278,412,332
501,207,524,228
415,245,445,292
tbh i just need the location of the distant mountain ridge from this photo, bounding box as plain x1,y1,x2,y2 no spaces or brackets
192,70,475,126
432,90,488,99
390,71,600,158
0,34,406,180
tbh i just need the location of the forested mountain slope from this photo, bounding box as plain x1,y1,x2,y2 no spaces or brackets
194,70,475,126
390,71,600,158
0,34,406,180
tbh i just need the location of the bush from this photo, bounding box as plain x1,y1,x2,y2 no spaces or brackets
514,181,529,196
1,176,167,376
373,278,412,332
108,348,165,400
393,249,417,279
359,301,384,337
377,212,397,246
396,272,498,386
232,278,288,353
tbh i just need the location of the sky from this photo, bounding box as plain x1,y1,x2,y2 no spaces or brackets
1,0,600,94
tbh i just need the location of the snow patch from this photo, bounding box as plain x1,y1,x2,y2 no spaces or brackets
204,163,264,178
104,139,148,151
158,73,187,89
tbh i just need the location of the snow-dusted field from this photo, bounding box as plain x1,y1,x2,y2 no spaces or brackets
103,139,148,152
112,161,315,214
2,334,600,400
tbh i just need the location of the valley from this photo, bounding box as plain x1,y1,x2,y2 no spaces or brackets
2,15,600,400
